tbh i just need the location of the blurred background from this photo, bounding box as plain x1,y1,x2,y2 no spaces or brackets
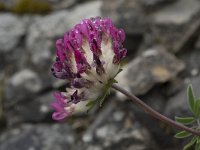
0,0,200,149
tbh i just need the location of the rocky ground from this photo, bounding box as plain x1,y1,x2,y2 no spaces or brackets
1,0,200,149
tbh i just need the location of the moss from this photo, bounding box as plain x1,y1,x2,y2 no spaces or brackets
12,0,52,15
0,2,7,12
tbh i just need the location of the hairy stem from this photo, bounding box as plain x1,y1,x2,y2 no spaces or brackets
112,84,200,136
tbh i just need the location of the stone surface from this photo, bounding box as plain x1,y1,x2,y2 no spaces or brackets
102,0,200,54
145,0,200,52
26,1,102,66
153,0,200,25
0,14,28,52
132,85,181,148
116,47,185,99
1,1,200,150
5,69,42,105
77,100,158,150
0,124,75,150
139,0,175,10
101,0,175,34
48,0,78,10
5,91,54,125
151,0,200,25
101,0,147,34
164,76,200,118
178,48,200,77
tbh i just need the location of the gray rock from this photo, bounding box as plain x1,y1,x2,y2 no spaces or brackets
103,0,200,53
9,69,42,92
101,0,176,35
116,47,185,99
139,0,176,11
5,91,54,125
26,1,102,65
26,11,69,65
140,0,173,6
178,48,200,77
101,0,147,34
164,76,200,118
196,36,200,49
131,85,181,148
195,34,200,50
50,0,78,10
0,124,75,150
0,14,28,52
66,1,102,27
145,0,200,52
5,69,42,105
151,0,200,25
77,100,158,150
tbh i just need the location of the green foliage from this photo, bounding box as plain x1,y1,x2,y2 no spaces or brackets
174,84,200,150
12,0,52,15
194,98,200,118
174,131,192,139
188,85,196,114
175,117,195,125
183,136,197,150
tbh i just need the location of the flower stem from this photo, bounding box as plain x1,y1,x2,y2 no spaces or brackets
112,84,200,136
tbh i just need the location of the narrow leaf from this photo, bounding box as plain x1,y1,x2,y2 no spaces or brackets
175,116,195,125
99,91,108,107
86,100,95,107
183,136,197,150
114,69,123,78
194,98,200,117
188,85,196,113
174,131,192,139
197,137,200,144
195,142,200,150
112,78,118,83
85,100,97,113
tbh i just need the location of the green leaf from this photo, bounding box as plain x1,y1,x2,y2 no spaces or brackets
175,116,195,125
117,68,123,74
194,98,200,117
112,78,118,83
195,141,200,150
188,85,196,113
86,100,95,107
113,69,123,78
86,100,96,112
174,131,192,139
183,136,197,150
197,137,200,144
99,90,109,107
98,78,118,107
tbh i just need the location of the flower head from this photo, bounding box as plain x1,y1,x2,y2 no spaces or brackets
51,17,127,120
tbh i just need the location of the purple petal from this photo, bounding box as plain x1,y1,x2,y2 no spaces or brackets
74,49,90,73
53,92,66,105
113,48,127,64
56,39,64,51
52,111,69,120
51,61,73,79
51,102,63,112
118,29,125,43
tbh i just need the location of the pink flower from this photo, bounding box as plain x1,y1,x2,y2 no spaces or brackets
51,17,126,120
